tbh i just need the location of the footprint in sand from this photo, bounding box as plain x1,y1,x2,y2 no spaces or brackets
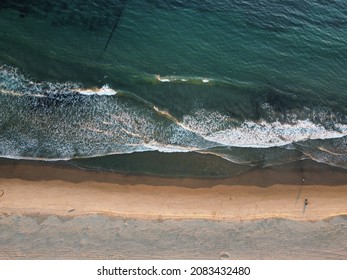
219,252,231,260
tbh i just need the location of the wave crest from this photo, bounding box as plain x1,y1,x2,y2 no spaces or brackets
1,65,347,169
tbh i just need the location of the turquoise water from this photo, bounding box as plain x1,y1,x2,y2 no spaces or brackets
0,0,347,176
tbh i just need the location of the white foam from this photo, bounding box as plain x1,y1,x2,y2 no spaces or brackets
76,85,117,96
205,120,347,147
143,141,196,153
160,79,170,82
155,74,172,82
182,110,347,148
153,106,179,122
0,88,45,98
2,65,346,163
155,74,212,84
0,154,73,161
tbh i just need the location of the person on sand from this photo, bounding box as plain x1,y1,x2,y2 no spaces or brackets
303,198,308,213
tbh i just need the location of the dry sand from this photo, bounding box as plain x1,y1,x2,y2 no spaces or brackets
0,177,346,221
1,161,347,259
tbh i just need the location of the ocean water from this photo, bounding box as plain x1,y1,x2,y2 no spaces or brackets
0,0,346,176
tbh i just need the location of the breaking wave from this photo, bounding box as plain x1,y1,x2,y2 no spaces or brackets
1,65,347,169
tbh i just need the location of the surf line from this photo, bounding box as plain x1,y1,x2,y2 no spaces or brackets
101,0,129,56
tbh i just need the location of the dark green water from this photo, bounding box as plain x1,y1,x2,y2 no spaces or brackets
0,0,347,176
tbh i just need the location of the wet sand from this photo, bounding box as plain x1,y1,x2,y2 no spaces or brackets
0,159,347,221
0,159,346,259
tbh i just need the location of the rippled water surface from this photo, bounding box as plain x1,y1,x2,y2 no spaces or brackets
0,0,347,176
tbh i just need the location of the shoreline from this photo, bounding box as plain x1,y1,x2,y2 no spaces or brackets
1,158,347,259
0,159,346,222
1,157,347,187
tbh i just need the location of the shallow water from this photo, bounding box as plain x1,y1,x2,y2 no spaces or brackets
0,0,346,176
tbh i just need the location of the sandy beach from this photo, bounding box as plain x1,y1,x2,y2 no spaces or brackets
1,178,347,221
1,160,347,259
0,160,346,221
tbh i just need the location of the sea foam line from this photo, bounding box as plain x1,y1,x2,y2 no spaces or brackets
155,74,210,83
75,85,117,96
181,108,347,148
